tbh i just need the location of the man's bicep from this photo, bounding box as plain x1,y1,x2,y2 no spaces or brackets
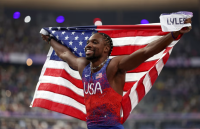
118,48,149,72
58,51,78,70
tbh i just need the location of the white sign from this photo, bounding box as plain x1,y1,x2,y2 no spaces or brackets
160,11,193,32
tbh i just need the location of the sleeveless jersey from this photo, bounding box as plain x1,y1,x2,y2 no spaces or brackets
82,59,123,127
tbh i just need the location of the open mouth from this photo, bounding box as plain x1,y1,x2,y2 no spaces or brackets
86,50,93,55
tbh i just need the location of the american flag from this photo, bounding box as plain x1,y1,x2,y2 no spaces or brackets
30,25,180,123
96,73,102,79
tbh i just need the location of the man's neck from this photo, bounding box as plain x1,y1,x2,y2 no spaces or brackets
90,57,108,73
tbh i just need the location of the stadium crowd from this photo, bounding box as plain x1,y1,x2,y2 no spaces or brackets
0,64,87,129
0,14,50,55
0,10,200,129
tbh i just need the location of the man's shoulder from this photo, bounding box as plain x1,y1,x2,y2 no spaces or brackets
109,55,126,65
108,56,126,73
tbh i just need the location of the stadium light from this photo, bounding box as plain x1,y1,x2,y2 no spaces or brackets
13,12,20,19
24,16,31,23
26,58,33,66
141,19,149,24
56,16,65,23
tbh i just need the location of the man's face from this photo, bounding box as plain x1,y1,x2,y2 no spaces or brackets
85,33,105,60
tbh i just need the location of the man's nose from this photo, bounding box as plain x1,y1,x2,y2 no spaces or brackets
86,41,92,48
85,42,92,51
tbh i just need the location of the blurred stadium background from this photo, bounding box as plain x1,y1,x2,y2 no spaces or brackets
0,0,200,129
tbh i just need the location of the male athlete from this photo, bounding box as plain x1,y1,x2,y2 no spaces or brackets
41,18,192,129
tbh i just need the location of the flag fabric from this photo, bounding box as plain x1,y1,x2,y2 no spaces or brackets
30,24,180,123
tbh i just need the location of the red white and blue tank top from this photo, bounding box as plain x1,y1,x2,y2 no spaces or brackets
82,59,122,127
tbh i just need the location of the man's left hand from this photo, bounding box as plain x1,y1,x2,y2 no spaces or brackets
179,18,192,34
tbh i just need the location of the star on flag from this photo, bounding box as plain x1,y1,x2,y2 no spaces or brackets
85,36,89,40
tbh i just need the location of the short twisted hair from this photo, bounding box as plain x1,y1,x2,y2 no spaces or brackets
97,33,113,56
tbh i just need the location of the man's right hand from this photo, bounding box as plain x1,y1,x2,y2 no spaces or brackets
41,34,50,43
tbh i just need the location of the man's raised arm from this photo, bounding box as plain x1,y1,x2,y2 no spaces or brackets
41,35,88,71
117,18,192,72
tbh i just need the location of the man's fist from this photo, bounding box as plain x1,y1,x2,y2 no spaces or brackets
41,34,50,43
179,18,192,34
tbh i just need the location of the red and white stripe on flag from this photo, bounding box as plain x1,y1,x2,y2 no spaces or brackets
30,24,179,123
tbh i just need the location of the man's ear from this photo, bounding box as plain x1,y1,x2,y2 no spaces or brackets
104,45,110,53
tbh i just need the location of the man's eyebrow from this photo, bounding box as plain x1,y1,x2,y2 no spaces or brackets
87,39,98,42
92,39,98,41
